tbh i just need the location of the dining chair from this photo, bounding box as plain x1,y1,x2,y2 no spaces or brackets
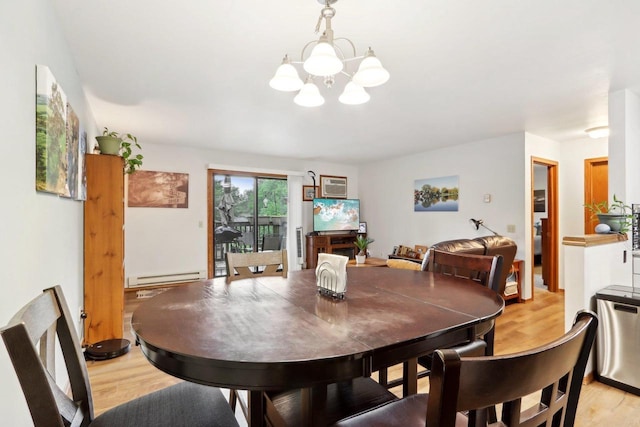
379,250,504,392
428,249,504,355
261,233,282,251
225,249,288,283
226,249,288,419
333,310,598,427
0,285,239,427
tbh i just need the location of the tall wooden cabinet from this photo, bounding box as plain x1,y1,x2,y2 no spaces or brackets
83,154,124,345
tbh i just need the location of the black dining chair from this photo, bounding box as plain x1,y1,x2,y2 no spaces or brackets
261,234,282,251
333,310,598,427
378,250,504,393
427,249,504,355
0,285,239,427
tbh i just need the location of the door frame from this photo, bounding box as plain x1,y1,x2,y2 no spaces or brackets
531,157,559,295
207,169,288,278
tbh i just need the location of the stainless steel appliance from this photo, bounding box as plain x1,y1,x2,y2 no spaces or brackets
595,285,640,395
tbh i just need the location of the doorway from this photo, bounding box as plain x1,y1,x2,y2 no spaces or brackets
207,170,288,278
531,157,559,297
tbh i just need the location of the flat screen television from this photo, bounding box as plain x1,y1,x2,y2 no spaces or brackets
313,198,360,232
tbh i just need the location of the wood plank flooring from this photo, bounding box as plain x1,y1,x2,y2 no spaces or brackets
87,283,640,426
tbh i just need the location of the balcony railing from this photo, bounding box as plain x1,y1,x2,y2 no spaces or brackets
213,216,287,277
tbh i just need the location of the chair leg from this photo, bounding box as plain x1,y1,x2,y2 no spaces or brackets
229,389,237,411
485,330,495,356
484,331,497,423
229,388,249,421
378,368,388,387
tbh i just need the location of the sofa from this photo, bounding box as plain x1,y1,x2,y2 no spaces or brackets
424,235,518,300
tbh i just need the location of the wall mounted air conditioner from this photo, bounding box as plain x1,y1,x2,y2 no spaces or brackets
320,175,347,198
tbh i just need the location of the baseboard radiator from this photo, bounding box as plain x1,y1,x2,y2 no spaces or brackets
127,270,206,288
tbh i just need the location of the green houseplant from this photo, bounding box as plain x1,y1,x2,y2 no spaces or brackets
584,194,633,233
354,235,374,264
95,127,143,174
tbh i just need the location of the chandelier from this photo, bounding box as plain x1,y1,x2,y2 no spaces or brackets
269,0,390,107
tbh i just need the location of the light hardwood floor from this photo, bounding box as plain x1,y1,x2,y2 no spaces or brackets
87,284,640,426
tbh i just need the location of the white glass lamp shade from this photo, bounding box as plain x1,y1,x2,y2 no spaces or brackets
338,82,370,105
294,80,325,107
269,62,304,92
352,49,390,87
303,42,344,76
585,126,609,139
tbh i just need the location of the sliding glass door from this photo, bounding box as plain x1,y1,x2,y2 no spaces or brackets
209,171,288,277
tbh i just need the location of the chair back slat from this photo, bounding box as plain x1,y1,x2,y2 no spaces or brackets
0,286,94,427
226,250,288,283
427,310,598,427
429,249,504,293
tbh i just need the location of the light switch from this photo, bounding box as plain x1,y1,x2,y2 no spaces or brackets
507,224,516,233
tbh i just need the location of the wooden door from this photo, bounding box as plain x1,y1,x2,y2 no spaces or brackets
584,157,608,234
84,154,125,344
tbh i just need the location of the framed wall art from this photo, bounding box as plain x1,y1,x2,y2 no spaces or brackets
533,189,546,212
302,185,318,201
414,175,460,212
128,170,189,208
36,65,68,196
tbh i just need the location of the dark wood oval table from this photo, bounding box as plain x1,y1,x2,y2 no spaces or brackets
132,267,504,426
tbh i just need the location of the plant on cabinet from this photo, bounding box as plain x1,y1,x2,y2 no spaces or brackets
584,194,633,233
95,127,143,174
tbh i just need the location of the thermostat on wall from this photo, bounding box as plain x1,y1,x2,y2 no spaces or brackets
483,194,491,203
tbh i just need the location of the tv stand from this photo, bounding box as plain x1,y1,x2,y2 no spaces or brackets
305,233,361,269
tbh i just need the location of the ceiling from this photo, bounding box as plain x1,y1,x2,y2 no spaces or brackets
50,0,640,165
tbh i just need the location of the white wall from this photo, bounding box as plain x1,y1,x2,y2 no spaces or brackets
0,0,98,423
525,133,610,294
358,133,526,266
558,137,608,238
609,89,640,208
358,131,609,300
124,143,359,279
607,89,640,283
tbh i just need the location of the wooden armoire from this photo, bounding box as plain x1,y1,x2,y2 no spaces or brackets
83,154,125,345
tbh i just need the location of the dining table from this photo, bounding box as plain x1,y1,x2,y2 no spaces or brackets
132,267,504,427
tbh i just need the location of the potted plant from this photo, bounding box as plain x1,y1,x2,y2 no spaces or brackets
584,194,633,233
95,127,143,174
354,235,374,264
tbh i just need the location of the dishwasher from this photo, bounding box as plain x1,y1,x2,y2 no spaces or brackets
595,285,640,395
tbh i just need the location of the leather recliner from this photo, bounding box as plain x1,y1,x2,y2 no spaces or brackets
424,235,517,298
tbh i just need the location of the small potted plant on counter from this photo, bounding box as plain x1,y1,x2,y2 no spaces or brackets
584,194,633,233
95,127,143,174
354,235,374,264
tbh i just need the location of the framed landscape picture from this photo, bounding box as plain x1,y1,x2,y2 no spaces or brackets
414,175,459,212
36,65,68,196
